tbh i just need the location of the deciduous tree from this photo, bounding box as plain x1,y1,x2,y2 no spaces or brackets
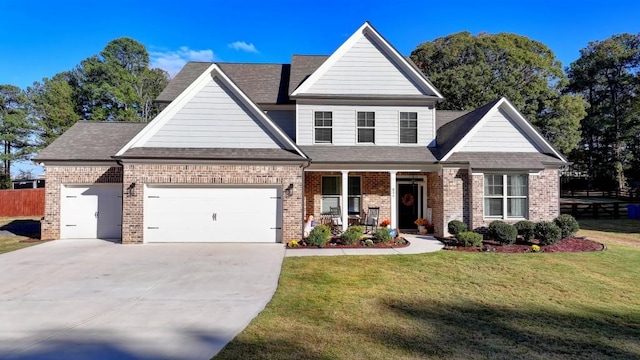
411,32,586,154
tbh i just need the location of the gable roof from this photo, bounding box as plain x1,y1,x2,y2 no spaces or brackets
116,63,307,159
290,22,444,99
435,97,567,163
436,110,470,129
156,62,291,105
34,121,148,162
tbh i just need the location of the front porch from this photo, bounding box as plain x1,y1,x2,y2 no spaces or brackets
303,169,440,233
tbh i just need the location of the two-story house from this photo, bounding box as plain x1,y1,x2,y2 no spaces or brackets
35,22,566,244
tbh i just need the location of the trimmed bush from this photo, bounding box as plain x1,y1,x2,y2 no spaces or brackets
364,239,374,247
372,228,392,243
448,220,467,236
307,224,331,247
554,214,580,239
341,226,364,245
514,220,536,242
535,221,562,245
489,221,517,245
457,231,483,247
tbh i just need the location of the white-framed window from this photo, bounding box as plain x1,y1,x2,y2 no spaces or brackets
357,111,375,143
321,176,362,215
484,174,528,219
400,112,417,144
314,111,332,143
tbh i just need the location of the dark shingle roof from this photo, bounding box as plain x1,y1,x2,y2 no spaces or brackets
434,99,501,159
436,110,469,129
34,121,148,162
289,55,328,94
300,146,437,164
444,152,565,169
117,147,305,161
155,62,292,105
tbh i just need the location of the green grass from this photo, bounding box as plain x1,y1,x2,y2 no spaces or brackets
215,220,640,359
0,217,43,254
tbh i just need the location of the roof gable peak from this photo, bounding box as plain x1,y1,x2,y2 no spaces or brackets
290,22,443,98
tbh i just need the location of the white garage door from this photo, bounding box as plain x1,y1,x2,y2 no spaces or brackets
60,184,123,239
144,186,280,243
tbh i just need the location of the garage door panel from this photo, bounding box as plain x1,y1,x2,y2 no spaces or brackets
144,186,279,243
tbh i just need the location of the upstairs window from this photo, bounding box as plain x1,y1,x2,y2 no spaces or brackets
357,112,375,143
314,111,332,143
400,112,417,144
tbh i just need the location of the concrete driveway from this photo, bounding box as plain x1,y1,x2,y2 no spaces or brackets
0,239,285,360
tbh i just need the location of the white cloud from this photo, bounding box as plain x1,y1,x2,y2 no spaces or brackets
227,41,259,53
150,46,216,77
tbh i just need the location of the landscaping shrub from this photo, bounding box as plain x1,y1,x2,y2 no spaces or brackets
535,221,562,245
364,239,374,247
554,214,580,239
373,228,392,243
341,226,364,245
307,224,331,247
457,231,483,247
514,220,536,242
447,220,467,236
489,221,517,245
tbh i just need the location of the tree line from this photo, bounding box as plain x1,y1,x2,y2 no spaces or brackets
411,31,640,190
0,38,169,187
1,32,639,190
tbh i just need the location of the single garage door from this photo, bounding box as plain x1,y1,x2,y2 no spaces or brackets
144,186,280,243
60,184,123,239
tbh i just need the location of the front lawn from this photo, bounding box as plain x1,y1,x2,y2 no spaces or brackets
215,220,640,359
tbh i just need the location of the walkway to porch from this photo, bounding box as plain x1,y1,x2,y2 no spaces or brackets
285,234,443,257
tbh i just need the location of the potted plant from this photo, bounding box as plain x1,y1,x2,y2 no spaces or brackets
380,219,391,228
415,218,429,234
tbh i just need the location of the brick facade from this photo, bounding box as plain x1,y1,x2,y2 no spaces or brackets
42,165,123,240
121,163,303,244
438,167,561,236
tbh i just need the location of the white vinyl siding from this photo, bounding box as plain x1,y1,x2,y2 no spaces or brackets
142,77,281,148
484,174,528,219
265,110,296,141
296,104,434,146
303,34,426,96
460,109,540,153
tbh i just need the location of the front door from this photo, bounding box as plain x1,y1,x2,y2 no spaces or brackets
398,183,420,229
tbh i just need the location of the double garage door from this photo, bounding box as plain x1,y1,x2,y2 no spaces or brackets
60,184,280,242
144,186,280,243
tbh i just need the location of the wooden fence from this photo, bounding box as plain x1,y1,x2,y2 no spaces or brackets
0,188,45,217
560,202,634,219
561,188,639,201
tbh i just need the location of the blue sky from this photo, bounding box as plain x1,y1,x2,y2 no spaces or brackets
2,0,639,176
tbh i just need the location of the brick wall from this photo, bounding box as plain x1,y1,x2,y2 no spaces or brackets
441,168,469,236
528,169,560,221
42,165,123,240
122,163,303,244
426,172,443,237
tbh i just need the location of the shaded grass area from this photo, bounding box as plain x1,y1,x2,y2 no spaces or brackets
0,217,43,254
216,221,640,359
578,219,640,248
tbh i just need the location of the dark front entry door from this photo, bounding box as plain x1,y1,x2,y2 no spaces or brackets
398,183,420,229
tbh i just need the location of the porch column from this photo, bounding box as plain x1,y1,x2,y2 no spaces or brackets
390,171,397,229
341,170,349,231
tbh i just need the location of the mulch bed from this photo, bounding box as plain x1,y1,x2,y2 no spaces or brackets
439,236,605,253
292,235,410,249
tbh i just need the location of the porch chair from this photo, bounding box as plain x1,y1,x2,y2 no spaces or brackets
329,206,343,234
363,207,380,233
